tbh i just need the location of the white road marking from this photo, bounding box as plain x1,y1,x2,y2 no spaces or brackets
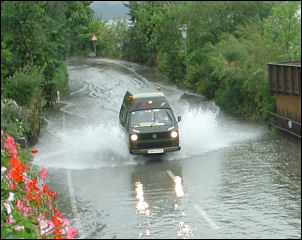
166,170,219,230
66,169,84,239
166,170,176,180
193,204,220,230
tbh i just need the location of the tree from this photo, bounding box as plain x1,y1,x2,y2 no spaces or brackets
264,1,301,60
1,1,50,69
64,1,95,56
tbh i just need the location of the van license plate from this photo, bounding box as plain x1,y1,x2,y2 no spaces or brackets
148,149,164,154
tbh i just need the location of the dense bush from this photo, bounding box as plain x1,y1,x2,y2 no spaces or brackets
1,66,45,146
52,62,69,96
1,97,43,146
1,61,68,146
2,66,44,108
1,98,29,139
42,61,69,105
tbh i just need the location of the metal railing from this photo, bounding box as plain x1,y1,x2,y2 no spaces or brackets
268,111,301,138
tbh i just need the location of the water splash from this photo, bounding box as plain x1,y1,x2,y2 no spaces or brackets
177,105,266,158
179,107,221,156
33,122,133,170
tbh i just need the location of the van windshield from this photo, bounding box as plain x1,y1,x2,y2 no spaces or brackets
130,109,174,128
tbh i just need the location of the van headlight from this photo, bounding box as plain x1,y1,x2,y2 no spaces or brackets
130,134,138,141
170,131,178,138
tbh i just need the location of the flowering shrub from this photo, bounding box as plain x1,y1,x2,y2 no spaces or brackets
1,129,77,239
1,96,43,146
1,98,29,137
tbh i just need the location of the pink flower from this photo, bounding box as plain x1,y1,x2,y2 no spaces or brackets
1,129,3,138
6,214,16,224
8,148,18,158
16,200,33,217
23,174,31,192
13,225,25,231
40,167,48,181
3,201,12,214
46,201,53,210
65,226,77,239
4,136,17,157
8,180,15,191
38,218,55,236
4,136,15,149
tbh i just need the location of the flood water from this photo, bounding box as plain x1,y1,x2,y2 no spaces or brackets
32,57,301,239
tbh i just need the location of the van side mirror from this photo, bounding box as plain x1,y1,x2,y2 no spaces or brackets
177,116,181,122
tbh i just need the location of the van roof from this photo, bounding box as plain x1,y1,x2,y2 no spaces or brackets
129,87,164,98
123,87,172,112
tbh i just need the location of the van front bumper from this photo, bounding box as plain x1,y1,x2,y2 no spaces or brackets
130,146,181,155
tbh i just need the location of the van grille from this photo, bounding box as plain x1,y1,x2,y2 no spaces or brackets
137,141,174,149
131,131,179,150
139,132,170,140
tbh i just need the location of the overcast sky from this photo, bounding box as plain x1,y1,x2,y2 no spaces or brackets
94,1,124,4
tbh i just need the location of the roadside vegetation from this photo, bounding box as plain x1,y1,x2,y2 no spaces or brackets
1,1,95,238
1,1,301,238
1,1,94,145
107,1,300,122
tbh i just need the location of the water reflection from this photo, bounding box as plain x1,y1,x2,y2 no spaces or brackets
131,158,195,238
134,181,150,216
131,158,183,212
177,221,196,238
174,176,185,198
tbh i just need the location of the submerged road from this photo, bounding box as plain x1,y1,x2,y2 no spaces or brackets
33,57,301,239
